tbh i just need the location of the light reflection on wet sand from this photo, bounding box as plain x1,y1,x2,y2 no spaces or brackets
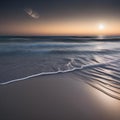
85,82,120,120
0,73,120,120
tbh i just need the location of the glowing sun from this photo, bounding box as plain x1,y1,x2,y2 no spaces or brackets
98,24,105,30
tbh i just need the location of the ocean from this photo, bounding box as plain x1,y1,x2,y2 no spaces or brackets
0,36,120,100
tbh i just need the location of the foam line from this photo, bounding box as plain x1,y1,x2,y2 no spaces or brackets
0,68,77,85
0,59,119,85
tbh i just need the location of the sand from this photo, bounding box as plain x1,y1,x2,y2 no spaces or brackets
0,72,120,120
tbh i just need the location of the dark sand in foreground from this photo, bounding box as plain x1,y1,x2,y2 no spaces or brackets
0,73,120,120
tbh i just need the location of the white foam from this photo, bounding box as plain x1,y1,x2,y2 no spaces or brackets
0,59,119,85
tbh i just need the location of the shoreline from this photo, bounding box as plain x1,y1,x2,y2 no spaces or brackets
0,72,120,120
1,58,119,85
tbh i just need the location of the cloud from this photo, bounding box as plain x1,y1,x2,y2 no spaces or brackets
24,8,40,19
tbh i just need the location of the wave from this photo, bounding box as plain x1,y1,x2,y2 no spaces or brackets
0,58,119,85
1,36,120,43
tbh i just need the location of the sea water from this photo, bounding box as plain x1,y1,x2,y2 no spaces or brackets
0,36,120,100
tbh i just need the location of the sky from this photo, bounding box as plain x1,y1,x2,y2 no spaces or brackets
0,0,120,36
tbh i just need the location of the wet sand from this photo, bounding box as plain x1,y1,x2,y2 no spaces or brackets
0,72,120,120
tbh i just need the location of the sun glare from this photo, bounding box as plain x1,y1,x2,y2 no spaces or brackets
98,24,105,30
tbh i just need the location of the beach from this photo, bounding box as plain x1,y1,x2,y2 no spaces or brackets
0,36,120,120
0,72,120,120
1,0,120,119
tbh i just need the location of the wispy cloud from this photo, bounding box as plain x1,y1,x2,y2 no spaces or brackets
24,8,40,19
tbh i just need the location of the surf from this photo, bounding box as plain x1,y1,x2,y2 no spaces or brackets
0,58,119,85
